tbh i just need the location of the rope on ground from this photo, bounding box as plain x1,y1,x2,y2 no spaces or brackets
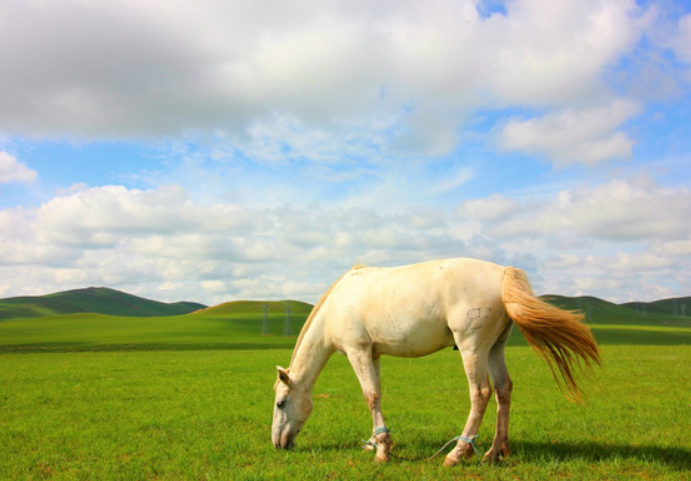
362,433,481,462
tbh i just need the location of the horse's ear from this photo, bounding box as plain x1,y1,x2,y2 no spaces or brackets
277,366,291,385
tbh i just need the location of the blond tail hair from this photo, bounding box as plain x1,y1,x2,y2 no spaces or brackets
502,267,601,403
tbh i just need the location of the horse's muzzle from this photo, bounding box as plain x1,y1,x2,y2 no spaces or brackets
273,439,295,450
272,428,299,449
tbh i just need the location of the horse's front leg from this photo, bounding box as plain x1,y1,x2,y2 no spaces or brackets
347,351,393,462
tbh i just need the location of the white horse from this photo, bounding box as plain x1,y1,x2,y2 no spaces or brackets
272,258,600,465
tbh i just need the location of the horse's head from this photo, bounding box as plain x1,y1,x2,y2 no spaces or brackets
272,366,312,449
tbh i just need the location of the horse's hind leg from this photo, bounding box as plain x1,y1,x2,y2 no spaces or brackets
444,346,492,467
484,338,512,463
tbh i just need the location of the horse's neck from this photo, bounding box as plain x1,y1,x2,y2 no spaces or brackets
289,315,333,392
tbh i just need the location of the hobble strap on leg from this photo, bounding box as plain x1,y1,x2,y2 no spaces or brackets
363,439,378,449
458,435,481,456
362,426,389,450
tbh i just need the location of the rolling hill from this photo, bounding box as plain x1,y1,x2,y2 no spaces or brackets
622,296,691,316
197,299,313,319
0,288,689,352
0,287,206,321
0,299,314,353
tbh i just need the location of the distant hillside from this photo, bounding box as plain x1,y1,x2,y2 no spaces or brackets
0,298,316,352
199,300,313,318
621,296,691,317
543,295,627,323
0,287,207,321
1,290,690,352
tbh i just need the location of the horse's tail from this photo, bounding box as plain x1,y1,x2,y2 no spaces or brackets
501,266,601,403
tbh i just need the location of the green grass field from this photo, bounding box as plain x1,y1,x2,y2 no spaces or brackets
1,346,689,480
1,294,690,480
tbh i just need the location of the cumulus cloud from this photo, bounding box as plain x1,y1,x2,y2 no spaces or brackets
497,100,641,165
673,14,691,63
650,238,691,257
459,193,519,221
0,152,37,183
0,0,688,304
463,176,691,241
1,175,688,303
0,0,651,162
484,0,645,106
456,176,691,301
0,184,465,303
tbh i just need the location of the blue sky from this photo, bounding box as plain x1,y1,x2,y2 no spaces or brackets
1,0,690,305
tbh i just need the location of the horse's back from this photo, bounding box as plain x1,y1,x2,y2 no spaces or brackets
322,258,508,357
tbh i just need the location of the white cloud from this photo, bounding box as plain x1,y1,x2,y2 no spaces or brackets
1,176,689,304
0,0,688,305
484,0,646,106
673,14,691,64
459,193,519,221
464,176,691,241
609,251,673,271
650,238,691,257
0,151,37,183
0,184,466,303
562,178,691,240
544,254,586,269
430,168,476,195
201,280,227,294
497,99,641,165
455,176,691,301
0,0,653,163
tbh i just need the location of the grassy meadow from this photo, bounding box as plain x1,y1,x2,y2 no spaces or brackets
1,293,690,480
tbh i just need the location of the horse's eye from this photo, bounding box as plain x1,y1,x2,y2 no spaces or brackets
276,400,286,409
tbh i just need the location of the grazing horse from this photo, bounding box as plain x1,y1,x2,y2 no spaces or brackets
272,258,600,465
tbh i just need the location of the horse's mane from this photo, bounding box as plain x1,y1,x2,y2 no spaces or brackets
288,265,366,369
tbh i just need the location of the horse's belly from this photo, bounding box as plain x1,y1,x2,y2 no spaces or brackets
369,317,454,358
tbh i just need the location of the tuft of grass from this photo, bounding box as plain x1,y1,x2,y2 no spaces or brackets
1,345,689,480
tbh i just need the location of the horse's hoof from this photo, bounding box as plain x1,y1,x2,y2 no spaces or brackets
375,453,390,463
483,442,510,463
444,444,475,467
375,444,391,463
482,452,498,464
444,448,463,467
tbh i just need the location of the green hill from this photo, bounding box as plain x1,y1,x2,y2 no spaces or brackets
0,299,313,352
0,290,690,353
622,296,691,317
537,295,691,345
544,295,638,325
198,300,313,318
0,287,206,321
